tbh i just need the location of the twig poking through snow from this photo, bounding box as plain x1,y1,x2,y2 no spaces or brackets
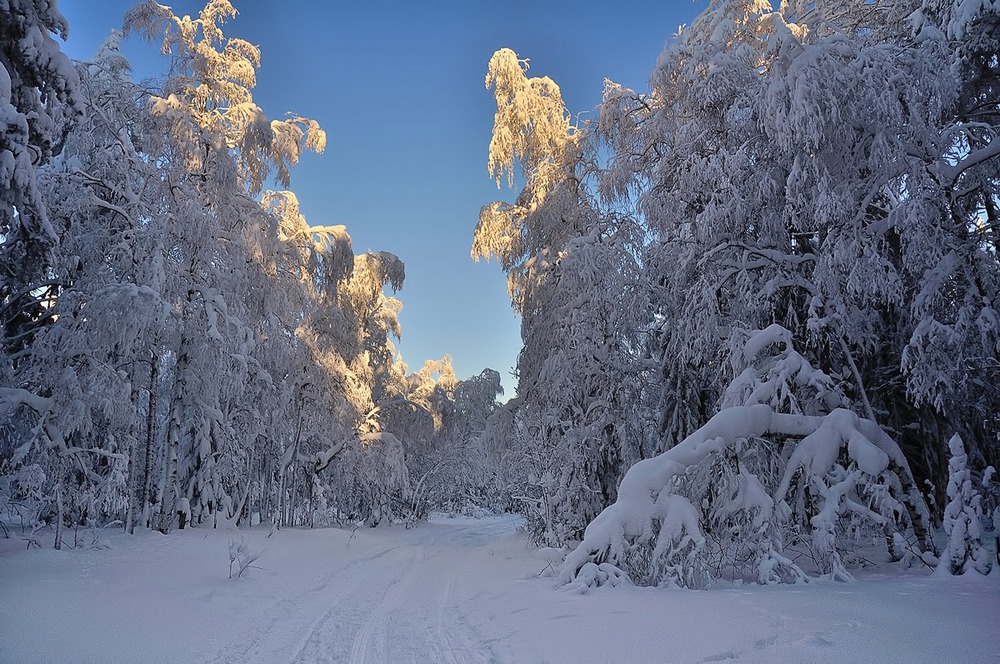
228,537,263,579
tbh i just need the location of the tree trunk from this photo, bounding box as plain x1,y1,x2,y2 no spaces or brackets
125,433,136,534
139,350,159,529
277,467,286,529
308,467,315,529
54,483,64,550
159,338,188,533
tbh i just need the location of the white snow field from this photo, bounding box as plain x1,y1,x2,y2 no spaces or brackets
2,514,997,663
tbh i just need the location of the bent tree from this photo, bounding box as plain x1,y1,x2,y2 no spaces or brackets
560,327,935,590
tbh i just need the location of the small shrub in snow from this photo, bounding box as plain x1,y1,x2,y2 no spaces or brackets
228,537,262,579
565,562,632,594
938,436,992,576
536,546,569,577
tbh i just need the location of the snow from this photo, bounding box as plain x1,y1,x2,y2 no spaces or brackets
2,514,997,663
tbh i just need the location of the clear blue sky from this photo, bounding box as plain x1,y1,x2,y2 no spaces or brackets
57,0,709,396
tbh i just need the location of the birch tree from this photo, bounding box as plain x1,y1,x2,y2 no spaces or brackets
475,48,648,545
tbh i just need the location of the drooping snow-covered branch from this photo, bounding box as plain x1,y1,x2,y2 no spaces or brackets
560,327,933,590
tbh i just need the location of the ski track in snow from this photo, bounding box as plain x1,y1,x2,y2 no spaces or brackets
345,544,422,663
213,520,497,664
212,543,401,663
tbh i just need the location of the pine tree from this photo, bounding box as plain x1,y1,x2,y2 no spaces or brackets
939,434,992,575
0,0,82,359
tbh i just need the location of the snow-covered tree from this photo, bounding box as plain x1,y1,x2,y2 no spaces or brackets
595,0,999,515
438,367,505,512
0,0,82,358
123,0,325,195
898,0,1000,483
560,326,934,589
598,0,808,451
378,360,507,518
0,1,363,540
542,0,1000,586
110,0,334,533
474,48,648,545
938,434,992,575
0,31,163,539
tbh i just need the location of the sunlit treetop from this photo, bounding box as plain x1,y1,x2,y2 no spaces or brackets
124,0,326,194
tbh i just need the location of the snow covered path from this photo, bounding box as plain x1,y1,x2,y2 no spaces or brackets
2,514,998,663
211,517,503,663
0,516,511,663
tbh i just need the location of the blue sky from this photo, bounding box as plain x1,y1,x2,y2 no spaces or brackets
57,0,709,396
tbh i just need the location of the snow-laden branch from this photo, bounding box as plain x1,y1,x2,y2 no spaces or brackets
560,404,927,589
931,138,1000,187
559,327,933,590
559,405,815,581
0,388,53,419
314,440,348,473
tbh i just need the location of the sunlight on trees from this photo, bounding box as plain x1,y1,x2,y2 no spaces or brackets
0,0,502,542
0,0,997,595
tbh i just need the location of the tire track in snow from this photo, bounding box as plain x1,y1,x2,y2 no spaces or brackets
291,542,417,663
414,521,499,663
345,521,497,664
435,579,461,664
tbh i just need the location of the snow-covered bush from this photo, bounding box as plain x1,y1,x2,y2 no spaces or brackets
228,536,262,579
312,431,414,528
1,463,48,535
560,326,934,590
354,432,411,527
984,466,1000,567
938,435,992,575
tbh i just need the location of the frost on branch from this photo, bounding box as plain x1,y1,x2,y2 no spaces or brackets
264,190,354,287
0,0,82,244
721,325,845,415
911,0,999,42
482,47,577,194
938,434,992,575
125,0,325,194
560,326,934,590
472,48,584,309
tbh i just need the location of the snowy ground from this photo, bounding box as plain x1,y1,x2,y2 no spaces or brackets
2,514,997,663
